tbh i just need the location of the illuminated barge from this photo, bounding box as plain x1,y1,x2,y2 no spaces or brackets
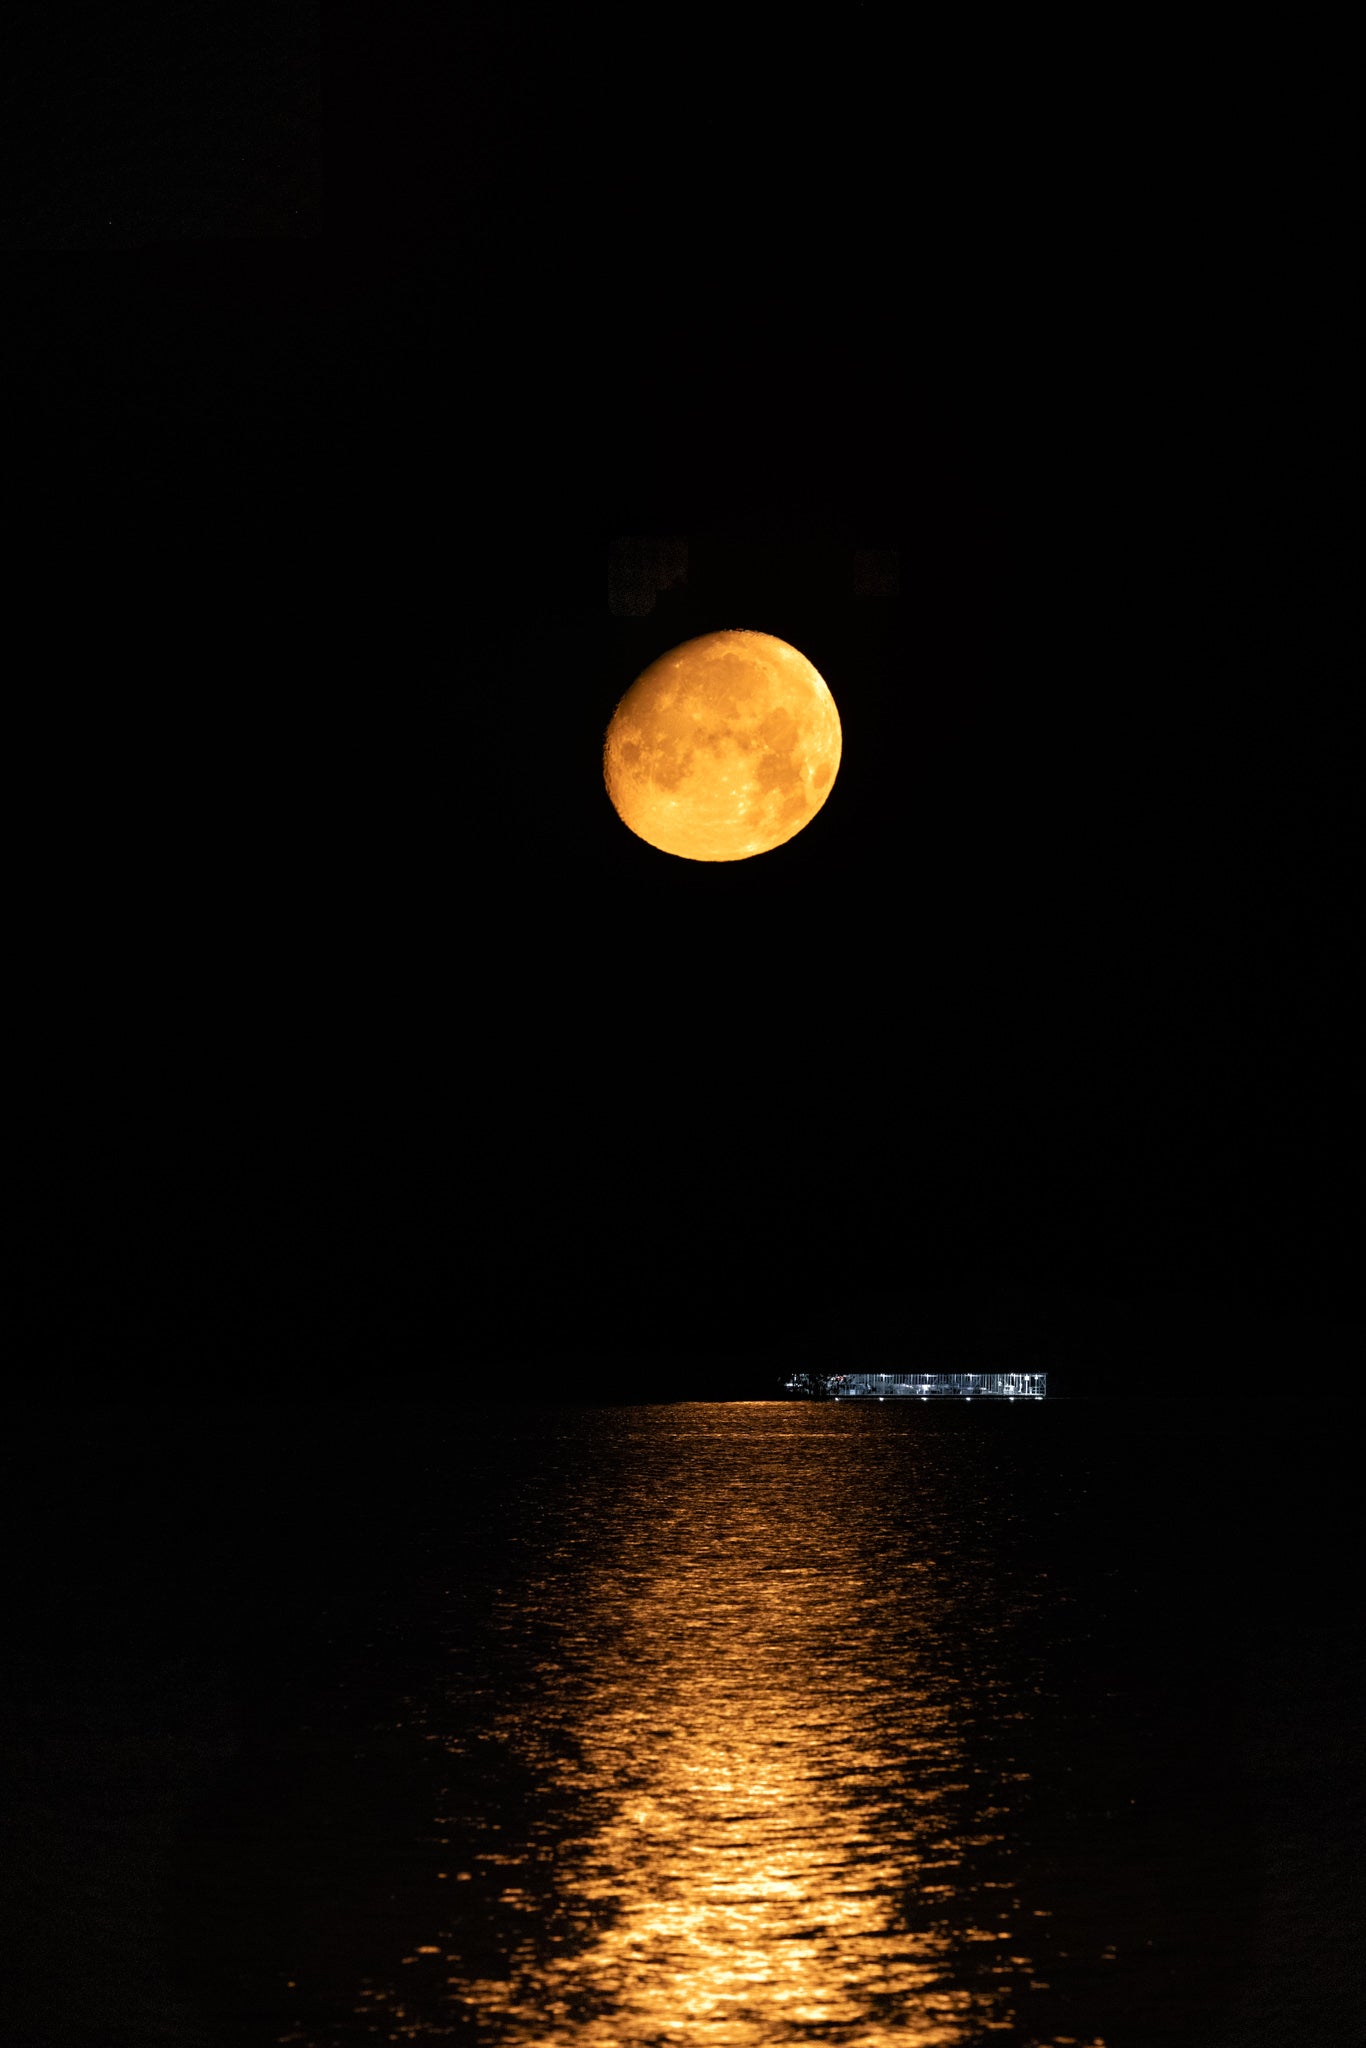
787,1372,1047,1400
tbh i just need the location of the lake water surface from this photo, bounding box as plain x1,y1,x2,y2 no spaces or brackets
5,1401,1359,2045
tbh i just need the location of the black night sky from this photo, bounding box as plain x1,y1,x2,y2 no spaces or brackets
10,10,1358,1402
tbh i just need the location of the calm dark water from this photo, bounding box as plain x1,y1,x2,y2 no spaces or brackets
3,1401,1360,2045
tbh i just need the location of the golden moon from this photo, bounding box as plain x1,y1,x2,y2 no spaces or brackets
603,630,842,862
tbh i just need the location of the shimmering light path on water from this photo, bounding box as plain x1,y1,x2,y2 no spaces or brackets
166,1401,1312,2045
447,1424,1031,2044
268,1407,1088,2046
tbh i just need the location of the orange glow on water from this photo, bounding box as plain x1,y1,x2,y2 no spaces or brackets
483,1588,991,2043
444,1521,1014,2039
323,1415,1047,2044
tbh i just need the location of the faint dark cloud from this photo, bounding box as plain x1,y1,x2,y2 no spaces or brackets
608,536,689,618
853,547,900,599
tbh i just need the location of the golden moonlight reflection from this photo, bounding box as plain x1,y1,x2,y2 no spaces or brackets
342,1414,1042,2046
471,1571,985,2044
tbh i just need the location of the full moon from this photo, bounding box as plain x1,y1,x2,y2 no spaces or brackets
603,629,842,862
